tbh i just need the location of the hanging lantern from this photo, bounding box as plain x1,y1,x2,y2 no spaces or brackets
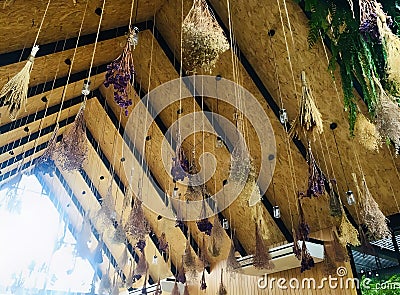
346,190,355,205
273,206,281,219
81,80,91,96
152,255,158,265
279,108,288,125
222,218,229,229
216,136,224,148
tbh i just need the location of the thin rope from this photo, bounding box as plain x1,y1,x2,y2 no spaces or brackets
128,0,136,29
33,0,52,47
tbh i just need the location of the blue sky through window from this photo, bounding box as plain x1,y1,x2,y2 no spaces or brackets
0,174,95,294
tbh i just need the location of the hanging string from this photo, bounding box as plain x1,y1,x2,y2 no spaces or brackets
32,0,52,47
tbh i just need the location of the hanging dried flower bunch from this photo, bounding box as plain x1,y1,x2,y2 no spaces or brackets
218,269,227,295
328,182,342,217
158,232,169,253
296,196,310,241
117,247,128,269
93,240,104,264
253,222,274,270
323,244,337,276
359,0,392,41
98,274,112,295
208,217,224,257
353,173,391,240
300,240,315,273
229,141,250,184
337,199,360,247
184,183,204,202
374,78,400,153
112,222,126,244
226,241,241,272
176,263,187,284
196,198,213,235
292,230,301,260
199,269,207,290
34,125,59,176
359,225,375,255
244,161,262,207
56,103,87,171
104,27,138,115
154,279,162,295
75,215,92,258
141,272,148,295
95,185,117,232
171,281,180,295
289,71,323,139
183,284,190,295
135,251,148,276
305,146,325,197
183,239,200,277
182,0,229,73
171,145,189,182
0,46,39,120
125,199,150,240
136,239,146,252
354,113,382,152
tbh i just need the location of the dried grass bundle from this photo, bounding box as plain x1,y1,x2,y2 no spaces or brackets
352,173,391,240
329,189,342,217
112,223,126,244
184,184,204,201
135,251,148,276
229,141,250,184
98,274,112,295
338,208,360,247
218,269,227,295
323,244,337,276
289,71,323,139
182,0,229,73
0,46,39,120
374,78,400,153
183,239,200,277
375,3,400,96
158,232,169,253
354,113,382,152
332,231,348,262
359,225,375,255
196,199,213,235
125,200,150,240
226,241,241,272
171,282,180,295
253,222,274,270
246,162,262,207
35,125,59,176
56,103,87,171
176,263,187,284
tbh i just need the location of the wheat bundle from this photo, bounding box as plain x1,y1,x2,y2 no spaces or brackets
338,210,360,247
289,71,323,139
352,173,391,240
374,79,400,153
226,241,242,272
253,222,274,270
354,113,382,152
125,200,150,240
56,103,88,171
0,46,39,120
182,0,229,73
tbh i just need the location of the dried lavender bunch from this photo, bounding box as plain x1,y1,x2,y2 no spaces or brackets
328,181,342,217
305,146,325,197
300,240,315,273
104,27,138,115
297,197,311,240
125,200,150,240
56,103,87,172
182,0,229,73
359,0,393,42
253,222,274,270
196,198,213,235
171,146,189,182
292,230,301,260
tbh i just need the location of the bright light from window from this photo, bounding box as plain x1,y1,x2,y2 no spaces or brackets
0,174,95,294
